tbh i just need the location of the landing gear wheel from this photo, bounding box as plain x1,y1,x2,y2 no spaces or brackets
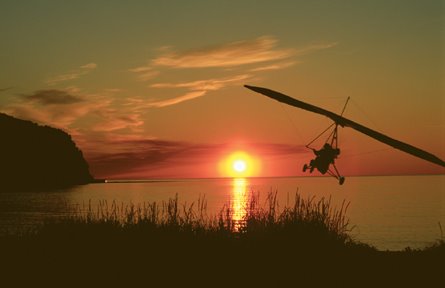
339,177,345,185
303,164,308,172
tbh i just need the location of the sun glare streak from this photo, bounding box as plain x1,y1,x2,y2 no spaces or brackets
231,178,248,231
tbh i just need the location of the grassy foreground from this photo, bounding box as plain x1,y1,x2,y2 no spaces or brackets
1,193,443,286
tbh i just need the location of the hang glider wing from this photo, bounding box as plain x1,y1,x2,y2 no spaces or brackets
244,85,445,168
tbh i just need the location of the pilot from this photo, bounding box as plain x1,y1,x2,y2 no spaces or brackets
309,143,340,174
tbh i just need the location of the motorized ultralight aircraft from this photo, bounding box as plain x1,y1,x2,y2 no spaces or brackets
245,85,445,185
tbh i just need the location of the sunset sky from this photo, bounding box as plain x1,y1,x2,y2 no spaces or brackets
1,1,443,179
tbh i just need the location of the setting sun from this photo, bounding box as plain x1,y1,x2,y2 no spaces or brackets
219,151,261,177
233,160,247,172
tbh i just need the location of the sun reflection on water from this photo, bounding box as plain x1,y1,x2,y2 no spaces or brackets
231,178,248,230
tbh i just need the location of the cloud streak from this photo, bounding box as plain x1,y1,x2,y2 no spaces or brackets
0,86,13,92
294,43,338,55
130,36,337,108
140,37,335,106
146,90,207,108
249,61,297,72
151,36,295,69
4,91,104,128
2,88,144,135
128,67,160,81
86,139,307,178
23,89,84,105
46,63,97,85
147,74,252,108
151,74,251,91
92,113,144,132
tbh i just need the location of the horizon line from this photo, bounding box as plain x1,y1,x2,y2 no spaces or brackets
100,173,445,183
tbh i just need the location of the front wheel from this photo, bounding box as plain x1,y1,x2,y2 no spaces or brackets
303,164,308,172
339,177,345,185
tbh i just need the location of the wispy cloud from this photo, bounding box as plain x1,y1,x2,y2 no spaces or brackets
147,74,251,108
294,42,338,55
92,113,144,132
249,61,297,72
130,36,337,108
23,89,84,105
4,89,103,128
151,36,295,69
146,91,207,108
2,88,143,134
4,100,96,128
0,86,13,92
86,139,200,178
46,63,97,85
128,67,160,81
151,74,251,91
80,63,97,69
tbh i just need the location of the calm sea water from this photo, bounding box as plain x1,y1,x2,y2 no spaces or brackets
0,175,444,251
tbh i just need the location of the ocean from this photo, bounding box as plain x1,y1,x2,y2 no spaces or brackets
0,175,443,251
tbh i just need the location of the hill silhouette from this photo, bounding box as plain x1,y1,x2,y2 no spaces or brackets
0,113,93,191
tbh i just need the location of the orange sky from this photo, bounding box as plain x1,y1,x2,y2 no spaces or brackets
0,1,443,179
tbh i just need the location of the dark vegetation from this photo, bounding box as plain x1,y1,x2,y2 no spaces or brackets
0,113,93,191
1,193,443,286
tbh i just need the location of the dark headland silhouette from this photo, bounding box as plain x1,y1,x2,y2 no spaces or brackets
0,113,94,191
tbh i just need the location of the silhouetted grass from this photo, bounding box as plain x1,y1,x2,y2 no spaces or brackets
31,193,355,248
1,192,443,287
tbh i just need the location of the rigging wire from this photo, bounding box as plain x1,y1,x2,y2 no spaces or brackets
306,96,350,149
349,98,382,131
278,103,305,144
305,123,335,148
340,97,350,117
